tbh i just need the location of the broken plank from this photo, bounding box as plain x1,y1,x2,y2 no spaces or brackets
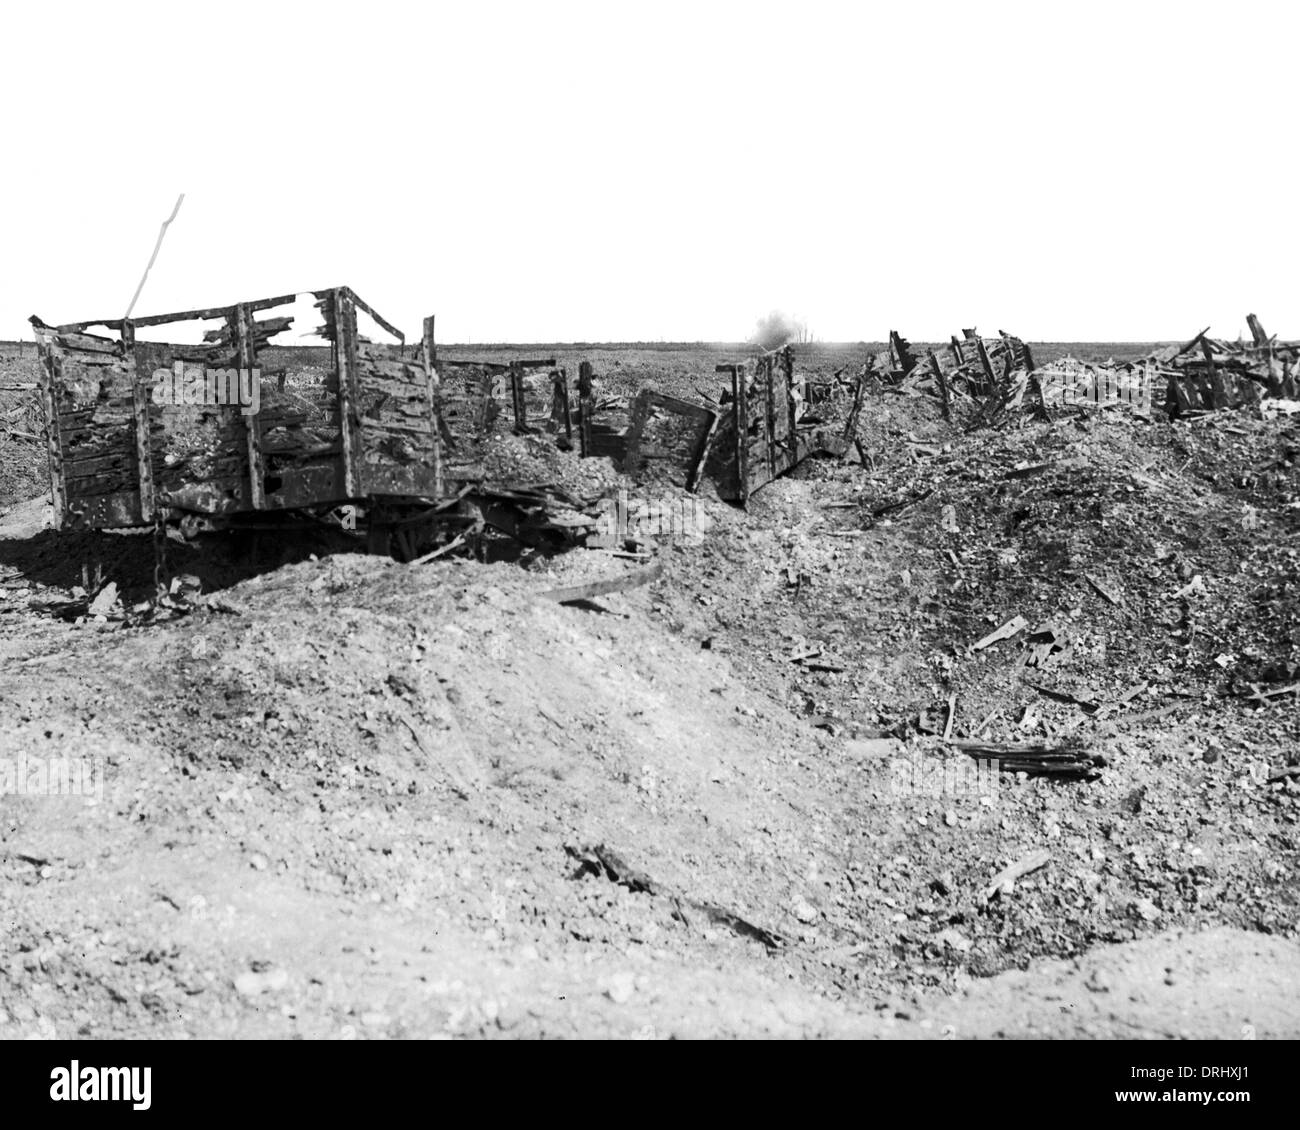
1085,573,1122,605
981,849,1051,904
538,561,663,604
974,615,1028,650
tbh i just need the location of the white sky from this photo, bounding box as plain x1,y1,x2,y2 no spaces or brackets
2,0,1297,344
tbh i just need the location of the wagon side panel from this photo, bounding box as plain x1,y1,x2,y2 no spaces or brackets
36,329,147,529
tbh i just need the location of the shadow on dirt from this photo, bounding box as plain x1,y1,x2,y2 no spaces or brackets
0,511,566,617
0,522,366,604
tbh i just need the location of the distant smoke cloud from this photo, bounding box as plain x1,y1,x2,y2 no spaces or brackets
751,310,805,350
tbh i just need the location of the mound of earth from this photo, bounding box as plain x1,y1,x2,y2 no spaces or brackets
0,551,888,1036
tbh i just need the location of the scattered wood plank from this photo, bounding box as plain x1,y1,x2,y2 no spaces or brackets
870,487,934,519
974,616,1028,650
1118,680,1149,704
409,533,467,565
1003,461,1052,479
1084,572,1122,605
538,560,663,604
803,659,847,673
565,843,785,950
949,739,1103,778
1244,681,1300,706
1025,682,1100,714
982,849,1052,904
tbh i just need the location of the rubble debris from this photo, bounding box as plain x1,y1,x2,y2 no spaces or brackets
1160,317,1300,415
869,312,1298,430
1031,316,1300,420
1019,620,1072,669
869,487,935,520
409,533,467,565
858,326,1051,429
1038,356,1158,414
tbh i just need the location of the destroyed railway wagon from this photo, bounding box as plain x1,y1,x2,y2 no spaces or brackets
28,288,589,556
30,287,446,531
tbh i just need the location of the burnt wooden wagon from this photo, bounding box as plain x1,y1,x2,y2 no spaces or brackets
29,287,587,559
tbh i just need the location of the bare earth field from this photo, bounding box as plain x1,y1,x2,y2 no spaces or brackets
1,341,1298,1039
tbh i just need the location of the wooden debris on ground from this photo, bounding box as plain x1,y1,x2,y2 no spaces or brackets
565,843,785,950
1084,572,1122,605
981,849,1052,904
538,560,663,604
973,615,1028,651
949,739,1104,779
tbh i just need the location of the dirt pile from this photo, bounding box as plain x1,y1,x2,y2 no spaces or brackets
644,405,1300,989
0,550,894,1036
